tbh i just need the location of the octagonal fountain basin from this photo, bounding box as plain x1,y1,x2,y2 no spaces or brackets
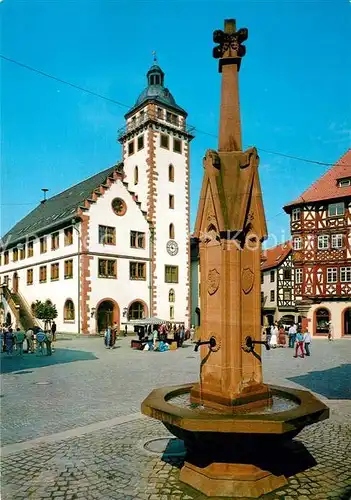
141,383,329,498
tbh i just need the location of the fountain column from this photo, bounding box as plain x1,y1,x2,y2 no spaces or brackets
191,19,270,410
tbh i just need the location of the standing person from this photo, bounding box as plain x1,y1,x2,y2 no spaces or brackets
36,329,46,355
179,325,185,347
51,321,57,342
45,330,53,356
104,326,111,349
5,328,14,355
110,324,117,349
153,325,158,349
25,327,35,354
288,323,297,348
303,328,312,356
14,328,25,356
190,325,195,343
328,322,334,341
270,323,278,348
124,324,128,337
293,330,305,358
2,325,7,353
278,324,286,347
265,324,272,346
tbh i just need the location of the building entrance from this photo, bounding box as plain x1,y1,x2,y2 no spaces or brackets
344,308,351,336
97,300,115,333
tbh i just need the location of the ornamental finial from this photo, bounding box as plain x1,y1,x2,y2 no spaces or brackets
152,50,157,63
213,19,248,69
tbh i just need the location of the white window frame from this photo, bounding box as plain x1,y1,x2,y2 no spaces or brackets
338,179,351,187
340,267,351,283
293,237,302,250
328,202,345,217
292,208,301,222
318,235,329,250
331,234,343,249
327,267,338,283
295,268,303,284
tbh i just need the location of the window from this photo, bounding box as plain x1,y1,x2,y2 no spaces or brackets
13,248,18,262
169,194,174,209
64,299,75,321
40,237,47,254
139,110,145,122
318,235,329,250
64,259,73,279
338,178,351,187
130,231,145,249
27,269,33,285
169,164,174,182
128,140,134,156
4,275,9,285
157,107,163,119
283,290,291,301
39,266,47,283
166,112,179,126
261,273,264,284
64,227,73,246
328,202,344,217
295,268,303,284
51,263,59,281
270,270,275,283
270,290,275,302
99,225,116,245
261,291,264,303
19,245,25,260
283,269,292,280
129,261,146,280
341,267,351,283
293,237,302,250
170,306,175,320
98,259,117,278
316,308,330,334
111,198,127,216
169,288,175,302
327,268,338,283
292,208,301,222
27,241,34,257
165,265,178,283
134,166,139,185
4,251,9,265
331,234,343,249
51,232,59,250
160,133,169,149
173,138,182,153
128,301,145,320
137,135,144,151
169,223,175,240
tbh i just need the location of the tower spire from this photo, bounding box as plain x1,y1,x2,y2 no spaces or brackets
213,19,248,152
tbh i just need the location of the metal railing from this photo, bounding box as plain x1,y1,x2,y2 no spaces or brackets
117,111,195,139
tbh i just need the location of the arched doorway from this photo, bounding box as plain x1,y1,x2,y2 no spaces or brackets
13,273,18,293
96,299,120,333
343,308,351,336
127,300,147,321
315,307,330,335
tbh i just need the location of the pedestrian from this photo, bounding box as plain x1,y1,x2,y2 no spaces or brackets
265,324,272,346
278,324,286,347
104,326,111,348
14,328,25,356
293,330,305,358
45,329,53,356
303,328,312,356
270,323,278,348
51,321,57,342
25,327,35,354
110,323,117,348
36,329,46,355
153,325,158,349
328,322,334,341
190,325,195,342
2,325,7,353
5,327,14,355
124,324,128,337
288,323,297,348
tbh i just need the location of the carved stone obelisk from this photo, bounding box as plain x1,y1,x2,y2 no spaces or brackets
191,19,270,410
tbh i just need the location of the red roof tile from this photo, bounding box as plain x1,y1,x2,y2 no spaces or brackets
261,241,292,271
284,149,351,209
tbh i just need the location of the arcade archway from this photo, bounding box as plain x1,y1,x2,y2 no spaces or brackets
96,299,120,333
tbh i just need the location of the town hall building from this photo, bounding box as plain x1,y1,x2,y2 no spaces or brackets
0,63,194,334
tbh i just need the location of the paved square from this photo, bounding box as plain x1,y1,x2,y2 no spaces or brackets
1,337,351,499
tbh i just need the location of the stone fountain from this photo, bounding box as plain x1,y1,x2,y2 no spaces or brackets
142,19,329,498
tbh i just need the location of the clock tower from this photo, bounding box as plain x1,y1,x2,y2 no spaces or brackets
118,62,194,325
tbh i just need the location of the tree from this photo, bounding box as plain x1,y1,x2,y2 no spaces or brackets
32,299,58,331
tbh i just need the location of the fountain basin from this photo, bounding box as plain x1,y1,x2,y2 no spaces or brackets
141,383,329,497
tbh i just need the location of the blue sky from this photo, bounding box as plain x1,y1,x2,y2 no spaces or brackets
1,0,350,247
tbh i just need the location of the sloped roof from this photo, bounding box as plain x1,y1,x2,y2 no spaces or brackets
284,149,351,210
2,164,123,249
261,241,291,271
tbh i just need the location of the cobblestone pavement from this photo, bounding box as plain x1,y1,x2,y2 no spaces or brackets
1,337,351,499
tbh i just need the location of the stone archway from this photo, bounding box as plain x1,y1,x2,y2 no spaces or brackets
342,308,351,336
127,299,148,321
314,307,330,335
96,299,120,333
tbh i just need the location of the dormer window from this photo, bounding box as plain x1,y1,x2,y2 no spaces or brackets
338,177,351,187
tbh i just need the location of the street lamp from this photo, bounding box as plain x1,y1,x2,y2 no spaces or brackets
72,218,81,335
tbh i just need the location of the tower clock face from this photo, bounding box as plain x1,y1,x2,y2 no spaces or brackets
167,240,179,256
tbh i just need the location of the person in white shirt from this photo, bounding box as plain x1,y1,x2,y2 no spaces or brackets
288,324,297,348
303,329,312,356
270,323,278,348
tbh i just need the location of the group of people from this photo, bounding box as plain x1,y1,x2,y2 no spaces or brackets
1,321,57,356
263,322,312,358
135,323,190,351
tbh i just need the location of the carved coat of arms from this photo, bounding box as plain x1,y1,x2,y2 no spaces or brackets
242,267,254,294
207,269,220,295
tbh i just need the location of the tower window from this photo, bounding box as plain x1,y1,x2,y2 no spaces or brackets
157,107,163,119
170,306,175,320
169,288,175,302
160,134,169,149
169,195,174,209
134,166,139,185
169,223,175,239
137,135,144,151
173,138,182,153
169,164,174,182
128,140,135,156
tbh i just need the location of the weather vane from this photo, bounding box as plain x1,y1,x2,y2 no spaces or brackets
152,50,157,63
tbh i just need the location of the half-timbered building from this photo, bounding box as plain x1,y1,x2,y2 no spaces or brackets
283,149,351,338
